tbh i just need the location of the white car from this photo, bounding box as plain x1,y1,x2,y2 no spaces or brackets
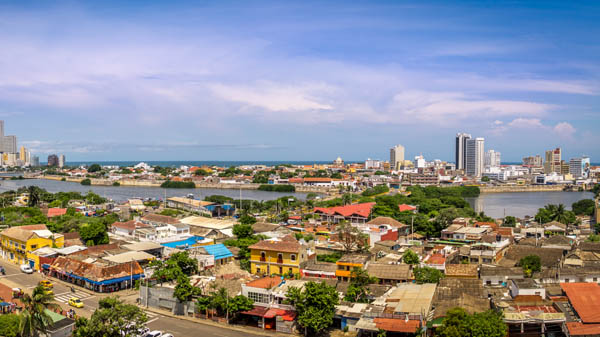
162,334,173,337
145,331,162,337
20,264,33,274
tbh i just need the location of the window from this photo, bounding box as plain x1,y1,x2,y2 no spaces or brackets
279,266,283,274
290,254,296,261
594,278,598,282
30,245,37,250
289,268,293,274
260,252,266,261
277,253,283,261
564,279,570,283
21,244,25,250
486,281,492,285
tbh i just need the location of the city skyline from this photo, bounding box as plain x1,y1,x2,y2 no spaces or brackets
0,1,598,161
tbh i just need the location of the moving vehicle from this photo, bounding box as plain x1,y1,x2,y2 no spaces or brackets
68,297,84,308
39,280,53,289
12,288,23,298
145,331,162,337
20,264,33,274
43,289,54,296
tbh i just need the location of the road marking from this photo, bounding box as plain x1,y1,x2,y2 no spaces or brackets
144,311,162,324
0,273,22,278
54,290,94,304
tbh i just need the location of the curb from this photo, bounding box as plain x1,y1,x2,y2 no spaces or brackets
141,305,299,337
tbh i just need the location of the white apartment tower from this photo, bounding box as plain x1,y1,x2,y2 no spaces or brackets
58,154,65,168
484,149,501,168
466,137,485,177
390,145,405,171
455,133,471,171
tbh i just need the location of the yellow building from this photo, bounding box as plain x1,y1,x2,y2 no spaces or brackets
0,225,64,270
335,254,369,281
248,237,308,276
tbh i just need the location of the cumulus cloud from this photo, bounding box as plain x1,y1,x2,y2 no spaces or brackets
490,118,576,140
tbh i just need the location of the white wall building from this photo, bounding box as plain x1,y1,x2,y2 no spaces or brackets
390,145,405,171
484,149,501,168
465,137,484,177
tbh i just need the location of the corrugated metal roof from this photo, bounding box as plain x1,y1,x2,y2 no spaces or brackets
202,244,233,260
561,283,600,323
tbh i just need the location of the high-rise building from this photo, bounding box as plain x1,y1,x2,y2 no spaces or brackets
58,154,65,168
32,155,40,167
414,155,426,169
1,135,16,153
523,155,543,167
19,146,26,162
466,137,484,177
47,154,59,167
390,145,405,171
455,133,471,170
484,149,501,168
544,148,562,174
570,156,591,178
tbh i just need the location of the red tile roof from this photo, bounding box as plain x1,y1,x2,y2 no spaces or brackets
374,318,420,333
426,253,446,265
304,177,332,182
19,224,48,231
111,221,149,231
398,204,417,212
245,277,283,289
47,208,67,218
496,227,513,236
313,202,375,218
475,222,498,231
561,283,600,323
566,322,600,336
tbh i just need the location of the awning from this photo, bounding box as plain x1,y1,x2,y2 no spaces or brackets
42,264,50,270
54,269,144,286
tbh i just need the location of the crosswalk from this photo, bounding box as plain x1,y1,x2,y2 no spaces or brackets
54,290,93,304
144,310,161,323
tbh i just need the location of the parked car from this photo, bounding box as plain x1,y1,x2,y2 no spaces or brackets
162,334,174,337
68,297,83,308
145,331,162,337
20,264,33,274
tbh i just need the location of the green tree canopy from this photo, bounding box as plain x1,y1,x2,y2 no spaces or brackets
519,255,541,277
87,164,102,172
503,216,517,227
0,314,20,337
402,249,420,265
572,199,595,216
437,308,507,337
285,281,339,336
413,266,444,284
239,214,257,226
73,297,147,337
344,267,378,303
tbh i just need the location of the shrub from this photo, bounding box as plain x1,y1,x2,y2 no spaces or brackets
160,180,196,188
80,178,91,186
257,184,295,192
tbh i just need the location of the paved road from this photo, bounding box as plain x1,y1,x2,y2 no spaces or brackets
0,261,98,317
146,315,258,337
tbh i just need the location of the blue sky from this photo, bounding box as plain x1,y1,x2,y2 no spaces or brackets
0,0,598,162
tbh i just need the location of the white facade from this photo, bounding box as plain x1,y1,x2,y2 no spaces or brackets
365,158,383,170
455,133,471,170
484,149,501,168
58,154,65,168
390,145,405,171
465,137,484,177
413,155,426,169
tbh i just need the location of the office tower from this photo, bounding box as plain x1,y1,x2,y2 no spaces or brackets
466,137,484,177
47,154,59,167
570,156,591,178
523,155,543,167
390,144,405,170
455,133,471,170
58,154,65,168
32,155,39,167
414,155,426,169
544,148,562,174
1,135,16,153
19,146,26,162
484,149,501,168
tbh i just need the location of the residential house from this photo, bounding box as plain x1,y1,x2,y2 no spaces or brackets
301,260,337,278
191,243,233,267
366,263,411,284
336,254,369,281
110,220,151,237
480,266,525,286
561,282,600,336
444,264,478,279
0,225,64,270
166,197,235,217
509,279,546,298
366,217,409,236
313,202,375,224
249,236,311,276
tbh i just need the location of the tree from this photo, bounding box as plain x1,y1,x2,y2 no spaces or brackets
437,308,507,337
239,215,257,226
342,193,353,205
233,223,254,239
195,296,212,318
227,295,254,322
519,255,541,277
588,234,600,242
413,266,444,284
344,267,378,303
537,204,575,225
73,297,147,337
285,281,339,336
336,221,368,252
150,251,198,283
402,249,420,265
572,199,595,216
27,186,41,207
80,178,91,186
19,285,61,337
79,222,109,246
0,314,20,337
87,164,102,173
503,216,517,227
174,275,194,302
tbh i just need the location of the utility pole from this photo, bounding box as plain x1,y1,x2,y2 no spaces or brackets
411,216,414,241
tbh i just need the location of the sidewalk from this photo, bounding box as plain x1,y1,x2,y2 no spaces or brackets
141,305,299,337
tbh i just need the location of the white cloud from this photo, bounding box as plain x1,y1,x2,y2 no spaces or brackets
553,122,576,138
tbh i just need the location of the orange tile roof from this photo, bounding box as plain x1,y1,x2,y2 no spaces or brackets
245,277,283,289
313,202,375,218
398,204,417,212
426,253,446,265
374,318,420,333
47,208,67,218
475,221,498,230
497,227,513,236
304,177,332,182
566,322,600,336
561,283,600,323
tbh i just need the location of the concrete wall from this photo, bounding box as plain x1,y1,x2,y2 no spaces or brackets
139,286,192,316
479,185,565,193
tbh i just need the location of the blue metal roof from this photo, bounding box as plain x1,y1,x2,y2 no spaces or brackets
202,244,233,260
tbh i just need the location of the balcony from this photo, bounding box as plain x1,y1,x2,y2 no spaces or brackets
277,259,283,264
260,257,266,262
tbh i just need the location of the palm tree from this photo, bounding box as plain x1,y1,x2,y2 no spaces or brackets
27,186,40,208
19,286,60,337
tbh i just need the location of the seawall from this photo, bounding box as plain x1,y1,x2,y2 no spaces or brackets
479,185,566,193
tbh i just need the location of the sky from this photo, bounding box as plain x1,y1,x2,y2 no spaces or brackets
0,0,599,162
